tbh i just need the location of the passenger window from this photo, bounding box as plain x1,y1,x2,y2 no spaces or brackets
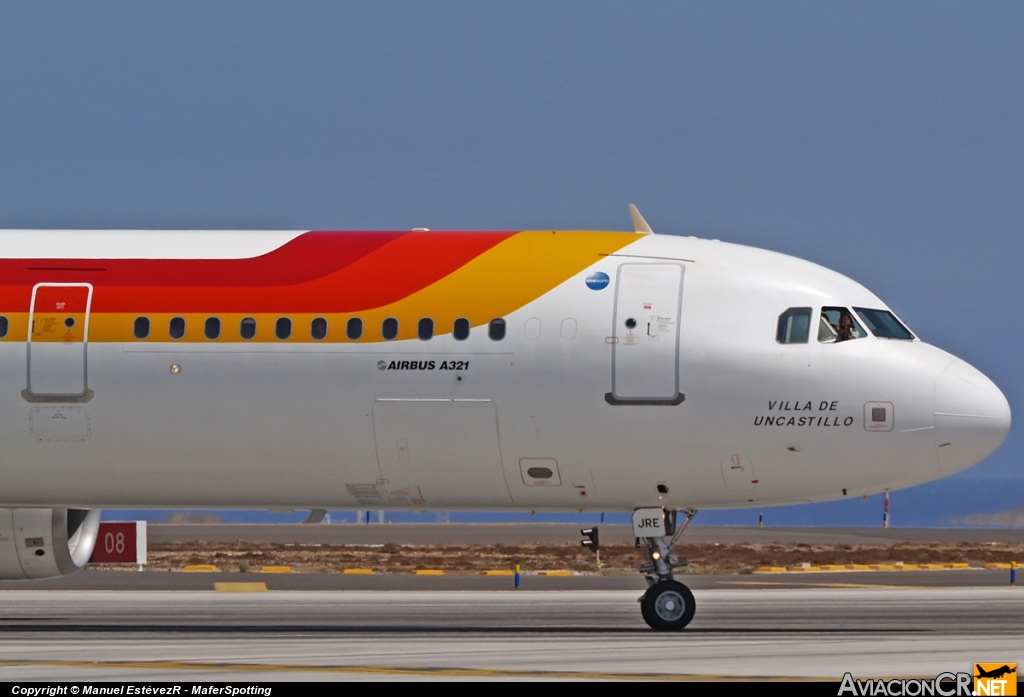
560,318,577,340
854,308,914,341
346,317,363,340
204,317,221,340
776,308,811,344
418,318,434,340
311,317,328,340
275,317,292,340
488,318,506,341
0,316,6,338
240,317,256,340
133,317,150,340
453,317,470,341
820,307,866,343
169,317,186,340
382,317,399,340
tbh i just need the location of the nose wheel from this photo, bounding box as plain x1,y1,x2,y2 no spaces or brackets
640,580,696,631
635,507,698,631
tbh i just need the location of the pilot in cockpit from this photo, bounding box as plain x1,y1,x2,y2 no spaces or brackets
835,311,856,342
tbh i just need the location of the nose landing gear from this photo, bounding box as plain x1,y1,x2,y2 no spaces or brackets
635,508,697,631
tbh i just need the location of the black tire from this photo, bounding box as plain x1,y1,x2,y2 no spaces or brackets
639,591,654,627
640,580,696,631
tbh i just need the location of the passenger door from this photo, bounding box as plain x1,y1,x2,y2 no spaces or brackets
27,283,93,399
609,263,684,404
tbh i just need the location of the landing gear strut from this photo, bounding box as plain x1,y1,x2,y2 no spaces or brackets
635,508,697,631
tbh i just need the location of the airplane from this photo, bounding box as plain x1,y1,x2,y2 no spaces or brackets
0,205,1010,630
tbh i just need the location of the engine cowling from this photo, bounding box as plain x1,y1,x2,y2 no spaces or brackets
0,508,101,579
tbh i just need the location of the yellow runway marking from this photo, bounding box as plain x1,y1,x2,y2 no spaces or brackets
259,566,293,574
342,568,375,575
0,659,828,681
753,564,987,574
213,582,267,593
721,581,939,590
182,565,218,573
412,570,444,576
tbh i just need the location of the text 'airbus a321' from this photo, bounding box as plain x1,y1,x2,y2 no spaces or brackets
0,205,1010,629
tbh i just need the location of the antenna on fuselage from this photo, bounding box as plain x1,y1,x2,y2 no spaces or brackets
628,204,654,234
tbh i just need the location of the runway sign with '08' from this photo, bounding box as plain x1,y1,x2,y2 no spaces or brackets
90,521,147,564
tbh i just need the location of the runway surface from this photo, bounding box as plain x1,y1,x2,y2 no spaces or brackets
1,586,1021,681
0,568,1014,591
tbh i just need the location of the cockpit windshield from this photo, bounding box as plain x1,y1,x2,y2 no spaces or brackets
854,308,915,340
819,307,866,343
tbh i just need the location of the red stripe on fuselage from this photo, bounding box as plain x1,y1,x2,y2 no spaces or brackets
2,232,400,288
0,231,516,313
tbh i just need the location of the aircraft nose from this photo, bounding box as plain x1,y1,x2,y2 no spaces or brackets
934,359,1011,475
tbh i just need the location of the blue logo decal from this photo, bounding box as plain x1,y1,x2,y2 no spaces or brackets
585,271,610,290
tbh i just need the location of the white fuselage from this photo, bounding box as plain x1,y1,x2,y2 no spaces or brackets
0,231,1011,513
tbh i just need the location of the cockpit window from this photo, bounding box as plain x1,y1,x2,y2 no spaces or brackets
776,308,811,344
819,307,866,343
854,308,915,341
818,315,837,342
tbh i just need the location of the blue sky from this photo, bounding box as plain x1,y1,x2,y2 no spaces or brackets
2,3,1021,526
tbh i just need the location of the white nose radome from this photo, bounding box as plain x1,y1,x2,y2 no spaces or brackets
934,359,1011,475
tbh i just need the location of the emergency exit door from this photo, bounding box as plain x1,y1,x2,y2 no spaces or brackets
609,264,684,404
27,283,93,398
